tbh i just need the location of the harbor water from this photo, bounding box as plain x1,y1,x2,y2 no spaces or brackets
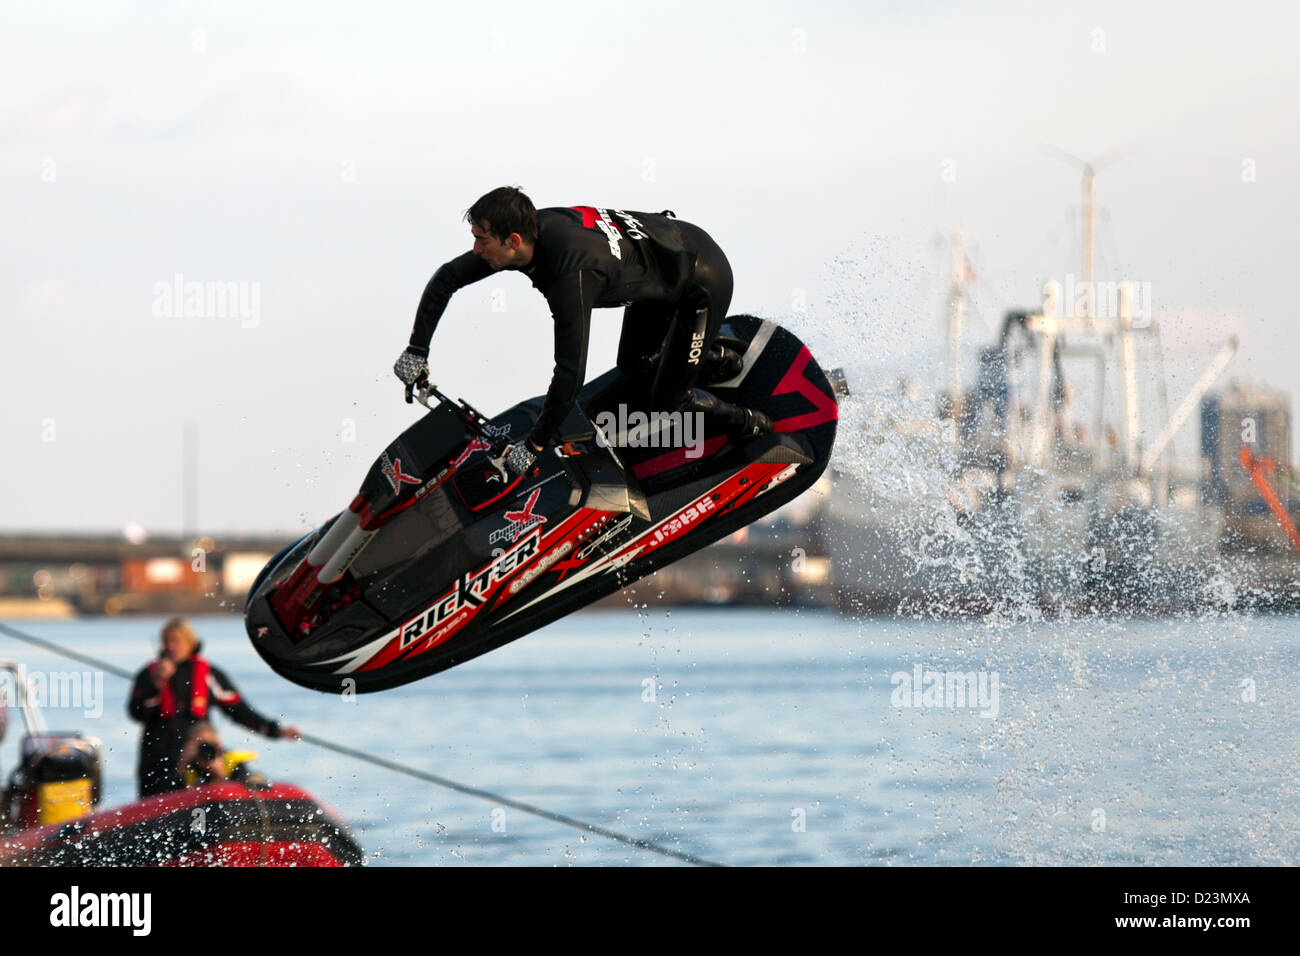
2,607,1297,866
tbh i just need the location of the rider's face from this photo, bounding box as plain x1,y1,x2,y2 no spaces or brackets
471,220,517,270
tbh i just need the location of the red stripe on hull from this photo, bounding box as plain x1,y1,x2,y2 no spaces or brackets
631,434,730,479
160,842,346,867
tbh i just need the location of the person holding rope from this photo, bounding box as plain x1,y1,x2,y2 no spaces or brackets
126,617,300,798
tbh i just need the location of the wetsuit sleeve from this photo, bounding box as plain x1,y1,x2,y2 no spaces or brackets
207,665,282,738
127,667,160,722
528,269,605,447
408,252,494,350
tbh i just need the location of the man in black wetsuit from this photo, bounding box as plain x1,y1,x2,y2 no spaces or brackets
392,186,771,477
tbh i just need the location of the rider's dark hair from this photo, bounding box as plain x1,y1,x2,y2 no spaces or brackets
465,186,539,244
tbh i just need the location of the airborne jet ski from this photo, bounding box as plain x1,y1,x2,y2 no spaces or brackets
245,314,838,693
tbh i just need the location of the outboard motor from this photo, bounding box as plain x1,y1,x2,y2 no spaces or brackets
6,734,104,829
0,660,103,830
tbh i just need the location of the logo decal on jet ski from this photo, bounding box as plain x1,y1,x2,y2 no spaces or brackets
772,346,839,433
575,514,634,562
508,539,574,595
543,513,614,582
649,494,716,546
380,454,422,492
489,488,548,545
398,529,542,650
452,437,492,467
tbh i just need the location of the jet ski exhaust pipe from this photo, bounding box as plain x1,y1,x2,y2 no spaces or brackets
307,505,363,567
316,524,377,585
270,500,367,631
295,497,381,589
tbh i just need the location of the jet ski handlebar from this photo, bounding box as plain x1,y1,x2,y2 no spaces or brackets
413,383,509,453
409,383,588,460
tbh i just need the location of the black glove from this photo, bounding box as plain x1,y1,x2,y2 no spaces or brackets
393,346,430,403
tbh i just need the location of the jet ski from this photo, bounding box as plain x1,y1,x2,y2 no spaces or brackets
245,314,838,693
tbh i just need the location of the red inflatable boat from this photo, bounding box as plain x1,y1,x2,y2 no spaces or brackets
0,660,362,867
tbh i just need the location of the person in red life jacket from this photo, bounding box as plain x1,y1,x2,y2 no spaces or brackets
127,618,300,798
392,186,773,478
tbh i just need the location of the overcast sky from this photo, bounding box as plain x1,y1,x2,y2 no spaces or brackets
3,0,1297,535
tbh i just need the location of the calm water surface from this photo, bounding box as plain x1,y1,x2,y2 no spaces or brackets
2,607,1297,866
